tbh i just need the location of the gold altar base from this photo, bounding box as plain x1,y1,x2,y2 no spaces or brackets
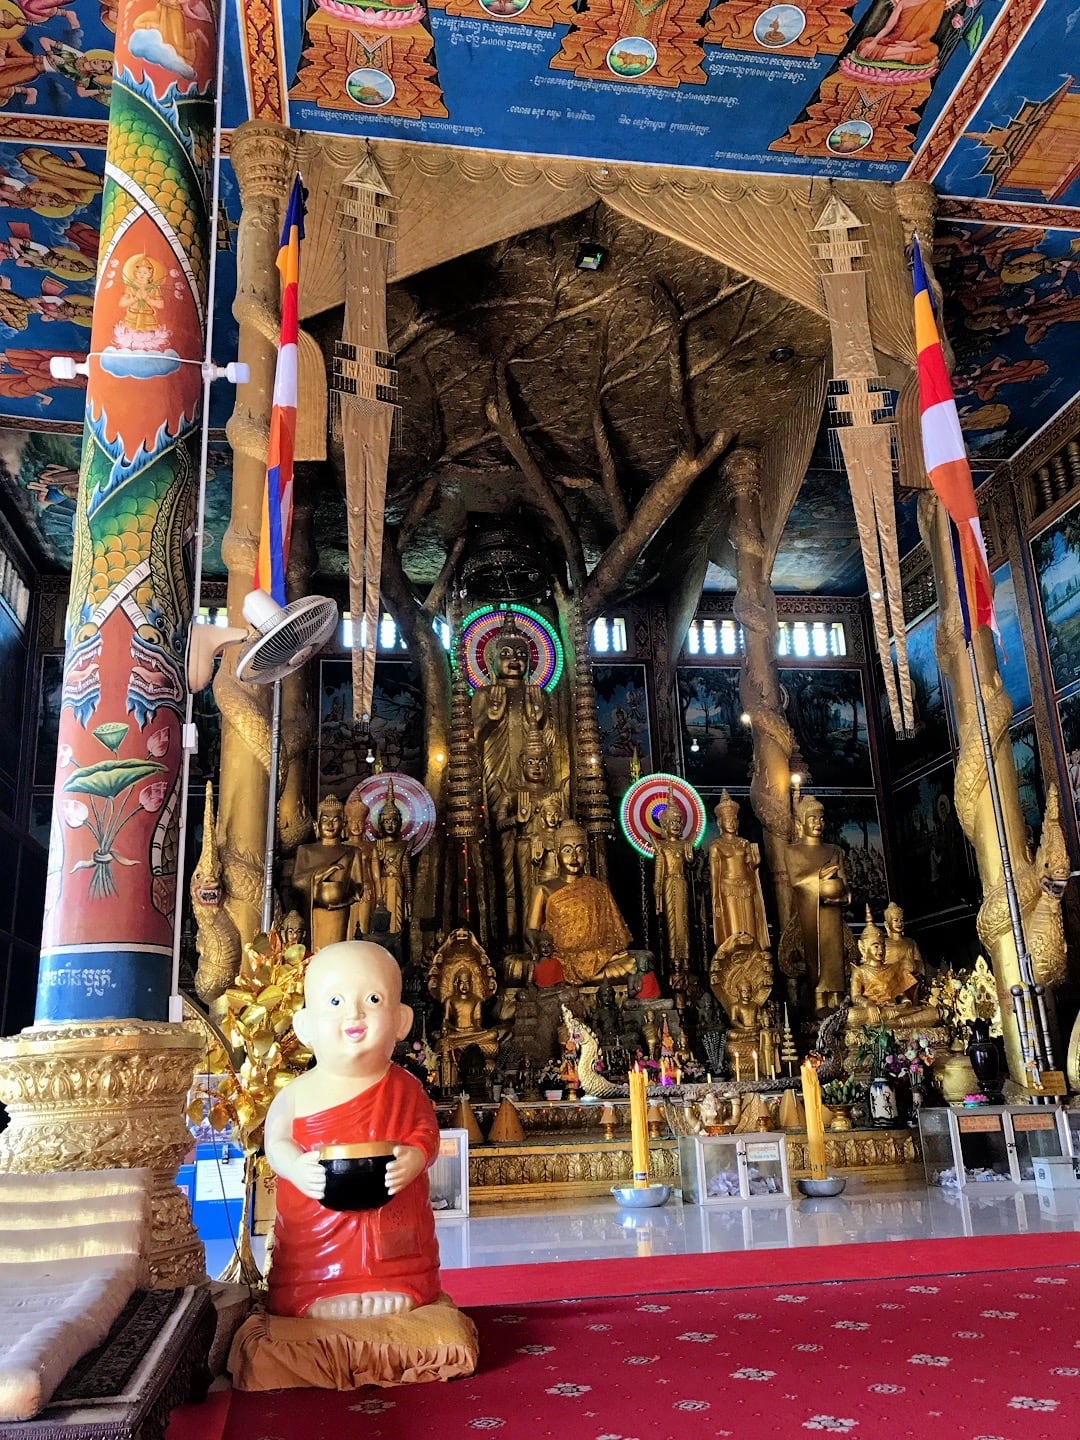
0,1021,206,1287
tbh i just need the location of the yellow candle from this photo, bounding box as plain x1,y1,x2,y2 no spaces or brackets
800,1056,828,1181
628,1067,650,1188
734,1053,741,1082
753,1049,760,1082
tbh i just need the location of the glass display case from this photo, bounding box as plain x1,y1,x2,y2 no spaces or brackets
919,1106,1067,1189
431,1128,470,1217
678,1132,790,1205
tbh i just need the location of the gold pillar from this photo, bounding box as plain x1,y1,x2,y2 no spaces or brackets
0,1023,205,1286
728,449,794,926
918,494,1065,1084
214,122,298,944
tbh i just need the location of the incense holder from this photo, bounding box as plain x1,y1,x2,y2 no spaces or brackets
611,1183,671,1208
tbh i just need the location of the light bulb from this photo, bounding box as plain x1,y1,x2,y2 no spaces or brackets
740,712,751,726
690,737,700,753
365,746,375,764
791,772,802,787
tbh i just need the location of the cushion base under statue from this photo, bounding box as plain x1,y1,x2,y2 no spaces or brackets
228,1292,479,1391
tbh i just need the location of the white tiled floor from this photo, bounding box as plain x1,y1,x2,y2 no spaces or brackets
433,1181,1080,1271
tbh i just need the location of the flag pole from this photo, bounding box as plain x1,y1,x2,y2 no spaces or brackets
260,678,284,936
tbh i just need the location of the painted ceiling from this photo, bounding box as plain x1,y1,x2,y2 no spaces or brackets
0,0,1076,590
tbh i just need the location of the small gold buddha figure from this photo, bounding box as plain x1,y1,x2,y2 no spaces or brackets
780,794,852,1015
292,794,361,952
345,794,381,938
710,930,773,1036
652,792,693,969
848,908,940,1029
278,909,310,957
374,779,412,937
709,790,769,952
525,821,635,985
428,929,499,1087
883,902,925,981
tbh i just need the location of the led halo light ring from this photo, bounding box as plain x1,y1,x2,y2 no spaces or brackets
460,604,564,693
350,772,437,854
620,772,707,859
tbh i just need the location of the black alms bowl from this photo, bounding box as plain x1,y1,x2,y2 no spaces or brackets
319,1144,396,1211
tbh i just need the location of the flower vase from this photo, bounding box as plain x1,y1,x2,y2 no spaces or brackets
966,1019,1003,1102
868,1075,899,1128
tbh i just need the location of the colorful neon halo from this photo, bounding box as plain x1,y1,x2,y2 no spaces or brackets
459,604,563,693
620,773,707,858
350,772,437,853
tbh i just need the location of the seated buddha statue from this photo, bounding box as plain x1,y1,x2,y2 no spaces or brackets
525,821,635,985
263,941,441,1319
428,928,498,1042
847,909,940,1030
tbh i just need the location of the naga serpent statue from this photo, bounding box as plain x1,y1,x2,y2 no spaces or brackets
191,781,241,1004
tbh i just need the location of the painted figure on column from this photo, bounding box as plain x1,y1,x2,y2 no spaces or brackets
375,779,412,938
292,795,360,952
36,0,216,1023
779,794,853,1016
709,790,770,953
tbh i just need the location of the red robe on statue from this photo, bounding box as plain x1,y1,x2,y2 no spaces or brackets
268,1064,442,1318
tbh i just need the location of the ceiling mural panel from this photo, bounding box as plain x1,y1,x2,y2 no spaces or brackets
938,219,1080,459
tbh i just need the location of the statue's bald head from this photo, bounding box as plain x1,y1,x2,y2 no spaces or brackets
304,941,403,1007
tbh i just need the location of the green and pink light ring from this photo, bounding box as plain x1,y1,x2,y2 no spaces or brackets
350,772,437,854
620,773,706,859
459,605,563,693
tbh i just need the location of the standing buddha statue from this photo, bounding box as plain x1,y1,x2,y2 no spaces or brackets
374,779,412,938
652,791,693,975
292,794,360,952
779,793,852,1015
345,794,381,938
513,716,570,946
709,790,769,952
883,902,925,982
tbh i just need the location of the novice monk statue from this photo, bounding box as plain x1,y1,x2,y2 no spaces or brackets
264,941,441,1320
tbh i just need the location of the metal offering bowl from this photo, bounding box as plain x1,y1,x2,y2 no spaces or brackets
796,1175,847,1198
611,1183,672,1208
319,1144,396,1211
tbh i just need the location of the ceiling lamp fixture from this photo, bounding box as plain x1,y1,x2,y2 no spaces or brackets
575,242,606,272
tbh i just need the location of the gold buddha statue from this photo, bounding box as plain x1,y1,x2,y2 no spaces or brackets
709,790,769,952
345,794,381,938
292,794,360,952
848,908,940,1029
883,902,925,981
652,792,693,970
427,929,499,1088
779,794,852,1015
513,717,570,944
374,779,411,937
525,821,635,985
710,930,773,1035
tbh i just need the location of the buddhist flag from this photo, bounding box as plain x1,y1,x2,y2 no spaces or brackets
913,235,995,642
254,174,305,608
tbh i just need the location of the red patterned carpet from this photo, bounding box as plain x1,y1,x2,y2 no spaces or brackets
170,1237,1080,1440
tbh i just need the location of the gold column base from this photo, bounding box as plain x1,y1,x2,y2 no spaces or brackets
0,1021,206,1287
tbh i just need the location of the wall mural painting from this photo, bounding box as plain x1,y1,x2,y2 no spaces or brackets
1032,497,1080,695
779,665,872,789
224,0,1005,181
821,792,887,918
990,560,1031,717
884,607,951,778
318,657,425,797
593,661,651,805
676,665,751,789
937,221,1080,461
1008,713,1042,841
893,759,975,921
0,426,80,565
1058,682,1080,839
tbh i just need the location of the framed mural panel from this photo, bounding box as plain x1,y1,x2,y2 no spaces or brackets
1009,715,1043,837
676,666,752,790
893,761,976,922
318,659,424,797
1032,500,1080,693
1057,682,1080,836
33,652,63,789
821,795,888,918
885,611,952,779
992,562,1032,716
593,663,651,807
779,667,872,790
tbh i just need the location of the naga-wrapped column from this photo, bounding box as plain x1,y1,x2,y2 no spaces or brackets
36,0,216,1022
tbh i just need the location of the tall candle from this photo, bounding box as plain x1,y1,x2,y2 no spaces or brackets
800,1056,828,1181
628,1066,650,1188
734,1053,741,1082
752,1048,760,1082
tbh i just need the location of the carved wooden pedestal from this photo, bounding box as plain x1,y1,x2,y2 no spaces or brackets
0,1021,205,1287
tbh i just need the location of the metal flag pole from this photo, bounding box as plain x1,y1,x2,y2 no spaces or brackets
260,677,284,935
963,635,1055,1090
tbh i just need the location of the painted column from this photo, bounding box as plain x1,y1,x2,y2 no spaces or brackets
35,0,217,1023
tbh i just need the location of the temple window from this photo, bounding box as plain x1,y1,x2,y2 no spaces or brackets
686,618,847,659
590,616,627,653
